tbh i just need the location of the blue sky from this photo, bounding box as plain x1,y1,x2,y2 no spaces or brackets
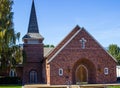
12,0,120,47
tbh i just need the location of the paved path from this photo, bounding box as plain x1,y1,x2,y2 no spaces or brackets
24,84,120,88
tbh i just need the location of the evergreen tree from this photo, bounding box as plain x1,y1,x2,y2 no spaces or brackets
108,44,120,65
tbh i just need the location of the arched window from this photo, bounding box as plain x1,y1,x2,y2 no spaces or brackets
30,70,37,83
9,69,16,77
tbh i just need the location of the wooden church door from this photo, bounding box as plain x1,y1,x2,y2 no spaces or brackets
76,65,88,83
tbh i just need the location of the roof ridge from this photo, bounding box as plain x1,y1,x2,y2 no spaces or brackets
81,28,117,62
46,25,81,62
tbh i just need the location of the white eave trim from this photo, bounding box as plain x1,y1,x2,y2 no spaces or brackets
84,29,117,62
47,29,81,63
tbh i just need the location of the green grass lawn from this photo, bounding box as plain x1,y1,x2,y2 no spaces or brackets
0,85,120,88
0,85,22,88
108,86,120,88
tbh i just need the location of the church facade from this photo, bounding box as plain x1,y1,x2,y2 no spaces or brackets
16,1,117,85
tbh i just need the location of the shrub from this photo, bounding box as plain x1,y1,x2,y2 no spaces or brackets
0,77,22,84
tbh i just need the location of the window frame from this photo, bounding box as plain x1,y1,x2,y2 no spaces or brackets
104,67,109,75
59,68,63,76
9,69,16,77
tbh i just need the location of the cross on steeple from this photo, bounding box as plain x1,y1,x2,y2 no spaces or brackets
80,38,87,49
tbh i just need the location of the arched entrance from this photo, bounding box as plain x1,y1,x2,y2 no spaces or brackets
76,65,88,83
29,70,37,83
72,58,96,84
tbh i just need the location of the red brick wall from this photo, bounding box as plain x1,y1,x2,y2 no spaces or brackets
47,29,117,85
23,44,44,62
23,43,44,84
16,67,23,80
23,63,42,84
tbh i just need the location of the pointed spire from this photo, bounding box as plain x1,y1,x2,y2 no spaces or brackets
22,0,44,40
28,0,39,33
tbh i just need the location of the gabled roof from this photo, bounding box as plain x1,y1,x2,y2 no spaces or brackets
46,25,81,62
44,47,54,57
47,25,117,63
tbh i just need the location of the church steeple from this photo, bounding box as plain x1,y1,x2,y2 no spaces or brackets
22,0,44,84
23,0,43,40
28,0,39,33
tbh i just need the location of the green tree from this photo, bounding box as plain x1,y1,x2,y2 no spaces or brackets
0,0,21,72
50,45,55,48
44,44,55,48
108,44,120,65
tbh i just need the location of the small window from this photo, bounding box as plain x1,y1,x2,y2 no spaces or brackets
104,67,109,75
9,69,16,77
59,68,63,76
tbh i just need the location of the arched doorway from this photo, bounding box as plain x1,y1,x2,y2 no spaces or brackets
72,58,96,84
76,65,88,83
30,70,37,83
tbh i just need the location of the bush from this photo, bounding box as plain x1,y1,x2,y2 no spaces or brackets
0,77,22,84
117,77,120,83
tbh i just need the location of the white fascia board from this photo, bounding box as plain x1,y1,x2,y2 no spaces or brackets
47,29,81,63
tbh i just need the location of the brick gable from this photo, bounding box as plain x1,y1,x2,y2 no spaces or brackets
47,26,117,63
46,25,117,85
46,25,80,61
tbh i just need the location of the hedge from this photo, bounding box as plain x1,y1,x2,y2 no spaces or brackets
0,77,22,84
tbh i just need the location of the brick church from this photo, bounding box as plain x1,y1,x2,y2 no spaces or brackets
15,0,117,85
